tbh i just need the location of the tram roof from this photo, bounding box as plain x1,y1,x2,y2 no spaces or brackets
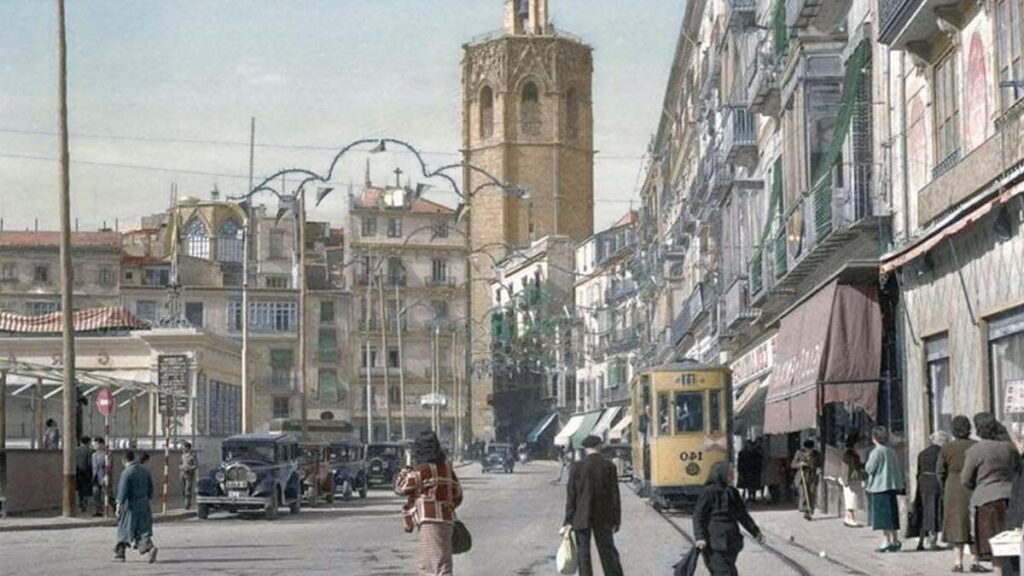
640,361,729,374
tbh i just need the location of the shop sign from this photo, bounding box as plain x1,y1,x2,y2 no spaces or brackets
730,335,776,386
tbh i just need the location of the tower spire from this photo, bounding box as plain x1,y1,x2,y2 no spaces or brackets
505,0,549,35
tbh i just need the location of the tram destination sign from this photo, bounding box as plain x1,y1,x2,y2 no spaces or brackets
157,354,190,416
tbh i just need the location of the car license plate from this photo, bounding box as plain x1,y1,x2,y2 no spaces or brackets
229,490,246,500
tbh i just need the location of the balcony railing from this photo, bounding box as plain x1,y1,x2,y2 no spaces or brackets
426,276,456,287
265,375,298,392
605,332,640,356
672,284,707,346
878,0,923,45
722,107,757,166
727,0,757,30
749,52,782,117
723,278,758,329
932,148,961,180
708,153,734,196
605,279,639,305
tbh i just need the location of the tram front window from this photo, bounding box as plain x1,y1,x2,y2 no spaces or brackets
674,392,704,433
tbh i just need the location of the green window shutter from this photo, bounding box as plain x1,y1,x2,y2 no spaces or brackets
318,369,339,403
270,348,294,369
773,0,789,57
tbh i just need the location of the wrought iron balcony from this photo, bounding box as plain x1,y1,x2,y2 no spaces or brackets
749,53,782,117
265,375,298,392
708,153,734,197
605,332,640,356
672,284,707,346
727,0,757,30
878,0,959,57
722,107,758,167
605,279,639,305
722,278,759,329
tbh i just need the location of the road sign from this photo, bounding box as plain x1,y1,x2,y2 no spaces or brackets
95,388,115,416
157,354,190,416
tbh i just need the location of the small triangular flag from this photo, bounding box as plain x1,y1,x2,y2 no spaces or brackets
274,207,289,225
369,140,386,154
413,183,431,199
316,187,334,207
455,203,469,224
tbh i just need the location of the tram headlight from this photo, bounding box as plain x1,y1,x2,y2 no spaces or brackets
685,462,701,476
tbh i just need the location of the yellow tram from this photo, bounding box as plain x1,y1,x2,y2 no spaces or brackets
629,362,732,509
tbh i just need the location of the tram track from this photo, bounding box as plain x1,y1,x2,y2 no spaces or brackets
652,505,869,576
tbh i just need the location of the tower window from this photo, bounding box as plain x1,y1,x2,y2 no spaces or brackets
184,217,210,259
565,87,579,140
480,86,494,139
521,81,541,136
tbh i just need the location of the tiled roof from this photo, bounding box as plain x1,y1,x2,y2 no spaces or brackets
612,210,639,228
0,231,121,249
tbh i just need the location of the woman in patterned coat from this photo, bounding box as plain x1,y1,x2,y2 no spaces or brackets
395,431,464,576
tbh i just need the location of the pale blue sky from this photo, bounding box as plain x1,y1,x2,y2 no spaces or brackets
0,1,683,231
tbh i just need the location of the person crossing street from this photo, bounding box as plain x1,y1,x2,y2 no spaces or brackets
114,450,158,563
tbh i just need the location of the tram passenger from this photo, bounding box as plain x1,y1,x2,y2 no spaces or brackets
694,462,765,576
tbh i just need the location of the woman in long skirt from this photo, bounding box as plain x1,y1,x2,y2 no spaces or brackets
865,426,906,553
917,431,949,550
962,413,1019,573
939,416,979,573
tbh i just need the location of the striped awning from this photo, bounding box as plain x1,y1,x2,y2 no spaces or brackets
0,307,149,334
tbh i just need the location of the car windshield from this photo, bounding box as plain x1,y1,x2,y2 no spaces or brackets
223,443,275,462
301,447,322,461
366,445,399,459
330,446,357,461
487,445,508,454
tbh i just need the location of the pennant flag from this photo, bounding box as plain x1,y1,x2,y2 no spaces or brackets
238,199,250,215
274,206,289,225
454,202,469,224
413,183,431,199
369,140,387,154
315,187,334,207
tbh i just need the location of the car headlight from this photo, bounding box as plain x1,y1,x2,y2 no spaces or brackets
246,471,258,483
215,470,225,483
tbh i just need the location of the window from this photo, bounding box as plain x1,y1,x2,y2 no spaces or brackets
143,267,170,287
997,0,1024,110
26,301,59,316
480,86,494,139
135,300,158,325
989,307,1024,423
318,328,338,362
320,301,335,323
319,368,340,403
0,263,16,281
33,264,49,284
521,81,541,136
709,390,722,433
388,385,401,406
433,219,449,239
184,217,210,259
387,218,403,238
207,379,241,437
360,300,378,330
934,51,961,174
565,87,579,140
432,300,449,321
217,219,244,263
270,349,294,389
185,302,204,328
431,259,448,284
233,300,297,332
269,230,288,260
266,275,291,289
388,348,400,369
674,392,704,434
272,397,290,420
361,217,377,237
361,344,378,368
925,335,952,434
97,266,115,287
657,393,671,436
386,257,405,286
388,299,405,331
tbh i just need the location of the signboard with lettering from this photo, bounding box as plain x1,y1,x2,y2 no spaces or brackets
1005,379,1024,415
157,354,190,416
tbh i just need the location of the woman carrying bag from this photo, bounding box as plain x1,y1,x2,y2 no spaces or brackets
395,431,465,576
693,462,765,576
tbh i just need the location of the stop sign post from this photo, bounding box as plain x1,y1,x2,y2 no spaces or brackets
95,388,114,517
95,388,115,416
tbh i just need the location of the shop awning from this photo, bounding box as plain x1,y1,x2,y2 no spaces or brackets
553,415,585,447
569,411,604,450
734,377,769,433
608,414,632,442
0,307,149,334
763,281,881,434
526,412,559,444
590,407,622,440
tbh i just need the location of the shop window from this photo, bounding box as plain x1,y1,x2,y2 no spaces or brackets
989,307,1024,422
925,334,952,434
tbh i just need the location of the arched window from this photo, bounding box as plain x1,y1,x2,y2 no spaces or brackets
184,217,210,259
520,81,541,136
216,218,243,263
565,87,579,140
480,86,494,139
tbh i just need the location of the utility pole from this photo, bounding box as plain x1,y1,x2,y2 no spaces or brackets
56,0,77,518
297,187,309,437
364,280,373,443
449,329,457,447
377,274,391,440
395,282,406,440
241,117,254,433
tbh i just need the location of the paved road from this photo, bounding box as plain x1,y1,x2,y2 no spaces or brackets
0,460,840,575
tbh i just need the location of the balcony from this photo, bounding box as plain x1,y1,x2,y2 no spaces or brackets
749,54,782,117
879,0,960,59
723,278,759,329
672,284,708,346
265,375,298,392
727,0,757,30
722,107,758,168
605,332,640,356
708,153,734,198
784,0,833,30
426,276,457,288
605,279,639,305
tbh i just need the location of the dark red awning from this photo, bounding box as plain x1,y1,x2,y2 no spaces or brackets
0,307,149,334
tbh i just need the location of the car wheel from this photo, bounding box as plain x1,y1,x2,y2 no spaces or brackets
265,489,279,520
197,504,209,520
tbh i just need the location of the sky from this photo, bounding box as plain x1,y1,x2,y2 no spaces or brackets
0,0,683,233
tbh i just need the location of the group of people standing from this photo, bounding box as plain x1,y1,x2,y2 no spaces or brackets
73,435,109,516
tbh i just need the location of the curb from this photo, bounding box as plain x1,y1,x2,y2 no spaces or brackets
0,510,195,533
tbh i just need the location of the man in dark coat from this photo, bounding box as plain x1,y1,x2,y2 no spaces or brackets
563,435,623,576
1000,426,1023,576
694,462,765,576
114,451,157,563
74,436,93,513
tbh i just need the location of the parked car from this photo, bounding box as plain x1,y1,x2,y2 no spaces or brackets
365,441,411,488
196,433,303,520
481,443,514,474
329,441,368,500
299,441,336,505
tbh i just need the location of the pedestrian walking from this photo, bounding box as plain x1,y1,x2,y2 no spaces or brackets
841,435,866,527
394,430,463,576
940,416,982,573
43,418,61,450
962,413,1020,572
180,441,197,510
999,425,1023,576
91,437,108,517
791,440,821,521
114,450,157,563
74,436,93,513
553,446,570,485
865,426,906,553
693,461,766,576
563,435,623,576
737,440,763,502
917,431,950,550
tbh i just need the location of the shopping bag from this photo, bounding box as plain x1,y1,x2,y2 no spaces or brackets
556,529,577,575
672,547,700,576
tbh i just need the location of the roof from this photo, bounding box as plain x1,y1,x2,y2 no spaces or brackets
611,210,639,228
352,187,454,215
0,231,121,249
224,433,298,444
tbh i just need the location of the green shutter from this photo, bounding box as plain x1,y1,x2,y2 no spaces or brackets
270,348,294,368
319,369,339,403
773,0,789,57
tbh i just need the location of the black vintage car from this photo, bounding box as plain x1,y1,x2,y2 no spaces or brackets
481,442,514,474
196,433,303,520
365,441,411,488
329,442,368,500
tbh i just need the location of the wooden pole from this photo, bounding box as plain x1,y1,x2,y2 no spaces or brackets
0,370,7,503
378,274,391,440
365,282,373,443
56,0,78,518
396,282,406,440
298,186,309,437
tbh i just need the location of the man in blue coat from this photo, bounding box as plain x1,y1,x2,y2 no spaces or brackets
114,451,157,563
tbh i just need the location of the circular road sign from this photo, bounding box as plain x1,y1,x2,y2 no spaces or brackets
96,388,115,416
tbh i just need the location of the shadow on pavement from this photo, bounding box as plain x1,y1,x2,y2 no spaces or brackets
153,557,299,564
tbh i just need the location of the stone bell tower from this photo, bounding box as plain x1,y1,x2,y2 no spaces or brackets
461,0,594,441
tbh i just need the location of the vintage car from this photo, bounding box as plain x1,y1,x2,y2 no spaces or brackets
365,441,411,488
299,441,336,505
329,442,368,500
196,433,303,520
481,442,514,474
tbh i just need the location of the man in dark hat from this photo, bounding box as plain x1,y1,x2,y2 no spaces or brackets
563,435,623,576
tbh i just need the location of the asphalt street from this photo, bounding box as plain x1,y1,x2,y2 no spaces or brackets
0,461,841,575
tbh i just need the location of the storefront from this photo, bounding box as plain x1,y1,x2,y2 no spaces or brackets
730,334,775,440
989,306,1024,426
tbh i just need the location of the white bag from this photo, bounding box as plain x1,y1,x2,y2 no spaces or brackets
556,529,577,575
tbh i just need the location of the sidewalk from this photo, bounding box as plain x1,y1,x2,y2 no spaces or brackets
0,508,194,533
752,507,959,576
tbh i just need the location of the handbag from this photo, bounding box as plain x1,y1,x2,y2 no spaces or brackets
672,547,700,576
452,520,472,555
556,529,577,575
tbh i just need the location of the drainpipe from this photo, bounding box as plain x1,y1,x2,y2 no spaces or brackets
898,55,911,242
